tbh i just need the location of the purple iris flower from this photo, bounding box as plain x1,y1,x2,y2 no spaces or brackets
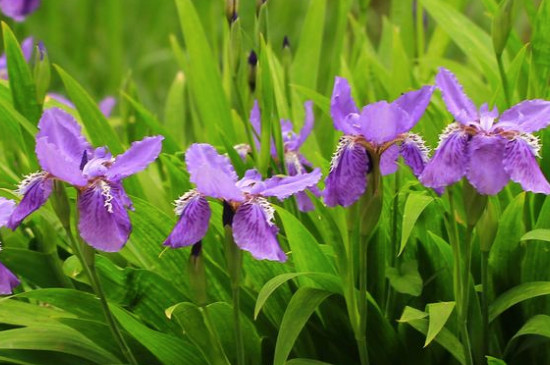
325,77,434,207
420,68,550,195
240,100,321,211
47,93,117,118
0,0,40,21
8,108,164,251
164,143,322,262
0,36,34,79
0,197,19,294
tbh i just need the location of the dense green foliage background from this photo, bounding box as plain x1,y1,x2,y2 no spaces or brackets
1,0,550,364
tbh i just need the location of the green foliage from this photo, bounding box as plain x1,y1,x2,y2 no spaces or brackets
0,0,549,364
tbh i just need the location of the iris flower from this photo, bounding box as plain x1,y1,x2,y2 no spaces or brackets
0,0,40,21
0,36,34,79
0,197,19,294
420,68,550,195
8,108,164,251
164,143,322,262
240,100,320,211
47,93,117,118
325,77,434,207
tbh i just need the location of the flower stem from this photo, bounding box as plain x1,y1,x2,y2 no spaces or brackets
51,185,137,365
481,249,490,358
459,225,474,365
356,153,383,365
68,232,138,365
224,225,245,365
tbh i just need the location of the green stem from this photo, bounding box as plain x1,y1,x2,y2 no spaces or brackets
481,250,490,358
357,231,370,365
459,225,474,365
224,226,245,365
66,231,138,365
51,185,137,365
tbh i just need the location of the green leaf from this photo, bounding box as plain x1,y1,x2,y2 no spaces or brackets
123,93,181,153
0,324,120,364
165,302,229,365
286,359,333,365
399,192,433,255
521,229,550,242
112,305,207,365
511,314,550,341
399,306,465,365
55,65,123,154
385,260,423,296
490,281,550,322
274,287,333,365
255,272,342,319
291,0,326,90
174,0,236,145
425,301,455,347
2,23,42,124
275,206,338,280
486,356,507,365
421,0,499,86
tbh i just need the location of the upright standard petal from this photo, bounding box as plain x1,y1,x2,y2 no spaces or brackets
0,0,40,21
295,191,315,212
293,101,315,149
106,136,164,181
78,182,132,252
260,168,322,200
380,144,399,176
185,144,243,201
400,134,430,177
498,100,550,133
0,198,15,227
232,198,286,262
164,190,211,248
420,124,469,189
8,172,52,229
359,101,412,144
435,68,478,125
35,138,87,186
324,137,369,207
0,262,19,295
331,77,360,135
37,108,91,165
393,85,435,126
503,135,550,194
466,135,509,195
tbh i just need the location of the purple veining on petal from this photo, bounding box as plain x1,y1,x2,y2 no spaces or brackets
324,136,369,207
232,198,286,262
503,134,550,194
478,103,498,132
77,182,132,252
420,124,469,189
7,172,52,229
185,143,243,202
164,190,211,248
498,99,550,133
400,133,430,177
466,134,509,195
435,67,478,125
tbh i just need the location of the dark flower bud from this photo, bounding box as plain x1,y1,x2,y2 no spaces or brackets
248,50,258,67
283,35,290,49
248,50,258,92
